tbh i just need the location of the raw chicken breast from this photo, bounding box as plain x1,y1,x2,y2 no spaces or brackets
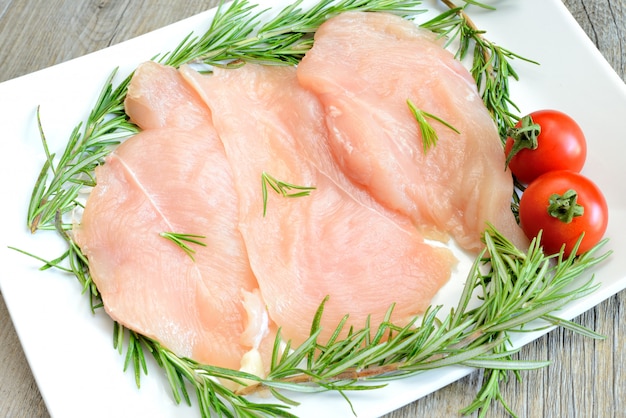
73,62,273,372
182,63,454,347
297,11,527,251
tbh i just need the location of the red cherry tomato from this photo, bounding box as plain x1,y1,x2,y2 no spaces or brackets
519,170,608,256
505,110,587,184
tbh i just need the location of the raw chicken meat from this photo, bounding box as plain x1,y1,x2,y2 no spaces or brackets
73,62,273,372
74,10,526,372
182,63,454,347
297,11,527,251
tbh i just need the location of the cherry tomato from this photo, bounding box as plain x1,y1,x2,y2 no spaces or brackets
505,110,587,184
519,170,608,256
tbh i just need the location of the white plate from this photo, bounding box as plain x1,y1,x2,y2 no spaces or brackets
1,1,625,417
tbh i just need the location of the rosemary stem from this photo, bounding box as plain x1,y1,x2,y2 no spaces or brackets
441,0,493,74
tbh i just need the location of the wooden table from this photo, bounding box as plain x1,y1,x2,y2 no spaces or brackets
1,1,624,417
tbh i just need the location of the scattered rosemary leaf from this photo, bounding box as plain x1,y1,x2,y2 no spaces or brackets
407,99,460,153
261,171,316,217
159,232,207,261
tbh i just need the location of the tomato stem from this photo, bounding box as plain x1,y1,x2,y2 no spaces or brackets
505,114,541,167
547,189,584,223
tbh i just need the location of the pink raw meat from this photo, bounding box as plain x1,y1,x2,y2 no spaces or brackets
297,11,527,251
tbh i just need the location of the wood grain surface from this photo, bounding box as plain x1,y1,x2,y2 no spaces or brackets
0,1,624,417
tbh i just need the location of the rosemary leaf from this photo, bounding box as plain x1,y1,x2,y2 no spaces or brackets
541,314,606,340
159,232,207,261
406,99,460,153
261,171,316,216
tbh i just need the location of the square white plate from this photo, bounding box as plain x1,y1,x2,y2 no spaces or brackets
1,1,624,417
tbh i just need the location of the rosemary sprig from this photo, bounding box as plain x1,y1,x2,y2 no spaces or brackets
161,0,426,67
406,99,460,153
27,70,138,233
159,232,207,261
261,172,316,217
